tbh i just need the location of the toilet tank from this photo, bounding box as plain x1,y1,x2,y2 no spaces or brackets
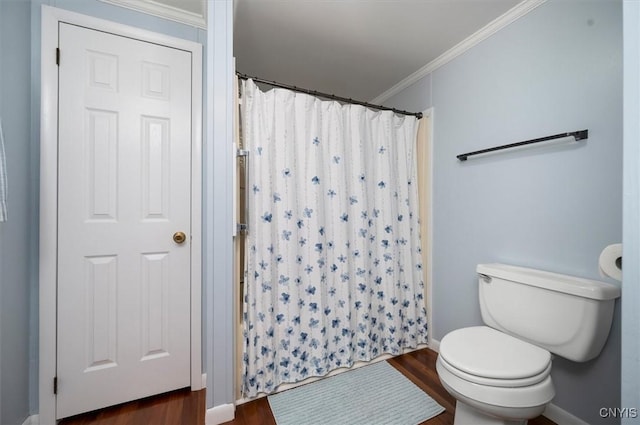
477,263,620,362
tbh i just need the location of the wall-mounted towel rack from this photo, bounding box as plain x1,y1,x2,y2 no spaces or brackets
456,129,588,161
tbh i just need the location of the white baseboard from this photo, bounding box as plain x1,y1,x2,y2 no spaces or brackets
21,415,39,425
205,403,235,425
429,338,440,352
202,373,207,389
543,403,589,425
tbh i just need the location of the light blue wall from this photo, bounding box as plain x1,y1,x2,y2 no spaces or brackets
385,76,432,117
0,1,34,423
386,1,622,423
622,1,640,423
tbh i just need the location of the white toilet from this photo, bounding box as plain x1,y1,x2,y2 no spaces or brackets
436,263,621,425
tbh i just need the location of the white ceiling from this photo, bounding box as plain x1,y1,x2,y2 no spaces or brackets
233,0,522,102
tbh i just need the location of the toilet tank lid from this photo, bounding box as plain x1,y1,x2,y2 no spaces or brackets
477,263,621,300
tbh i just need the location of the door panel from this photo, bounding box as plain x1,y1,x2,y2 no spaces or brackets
57,23,192,419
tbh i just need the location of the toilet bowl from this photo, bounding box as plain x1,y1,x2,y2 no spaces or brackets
435,263,620,425
436,326,554,425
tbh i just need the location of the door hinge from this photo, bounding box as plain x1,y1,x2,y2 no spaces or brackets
56,48,60,66
53,377,58,394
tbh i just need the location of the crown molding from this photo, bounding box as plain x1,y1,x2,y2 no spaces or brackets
99,0,207,29
371,0,548,104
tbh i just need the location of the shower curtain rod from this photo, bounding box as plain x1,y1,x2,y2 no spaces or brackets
237,72,423,119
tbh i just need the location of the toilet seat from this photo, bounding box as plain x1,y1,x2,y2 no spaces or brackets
438,355,552,388
436,355,555,410
439,326,552,384
436,326,555,411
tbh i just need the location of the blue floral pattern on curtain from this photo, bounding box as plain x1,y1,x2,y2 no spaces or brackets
241,79,428,398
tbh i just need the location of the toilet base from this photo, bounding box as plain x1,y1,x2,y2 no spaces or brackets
454,401,527,425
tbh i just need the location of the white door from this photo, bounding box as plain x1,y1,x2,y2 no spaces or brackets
56,23,192,419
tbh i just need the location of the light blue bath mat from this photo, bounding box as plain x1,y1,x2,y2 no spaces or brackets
267,361,445,425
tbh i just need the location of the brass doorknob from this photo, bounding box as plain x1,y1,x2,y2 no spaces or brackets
173,231,187,244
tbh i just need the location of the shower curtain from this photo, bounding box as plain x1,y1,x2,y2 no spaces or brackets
241,79,428,398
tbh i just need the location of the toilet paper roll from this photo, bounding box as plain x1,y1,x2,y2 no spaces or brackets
599,243,622,282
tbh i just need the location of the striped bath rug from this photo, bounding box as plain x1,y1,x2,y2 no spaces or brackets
267,361,445,425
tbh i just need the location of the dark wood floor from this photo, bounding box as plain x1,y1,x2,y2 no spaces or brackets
226,348,556,425
59,348,556,425
59,387,205,425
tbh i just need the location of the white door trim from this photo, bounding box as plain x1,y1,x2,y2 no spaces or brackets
39,5,202,423
421,107,435,345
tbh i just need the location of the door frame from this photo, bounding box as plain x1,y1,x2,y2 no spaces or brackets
39,5,203,423
421,107,435,347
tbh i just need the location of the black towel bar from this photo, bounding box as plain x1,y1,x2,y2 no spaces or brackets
457,129,588,161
